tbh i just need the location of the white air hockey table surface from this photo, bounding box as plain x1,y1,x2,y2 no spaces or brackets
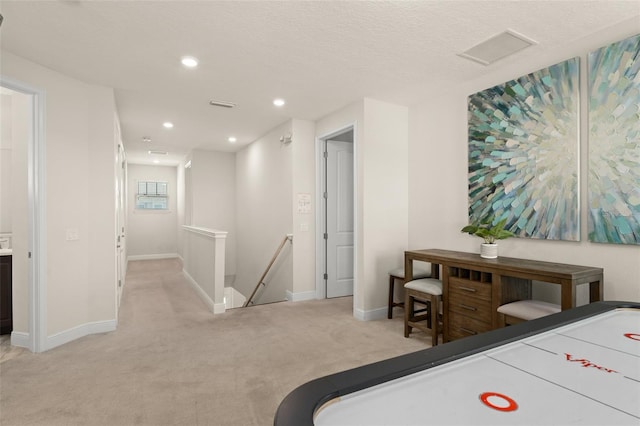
274,301,640,426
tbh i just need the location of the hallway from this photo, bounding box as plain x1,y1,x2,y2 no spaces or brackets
0,259,430,425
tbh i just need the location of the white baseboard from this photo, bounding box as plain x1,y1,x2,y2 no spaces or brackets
224,286,246,309
44,319,117,351
183,269,225,314
128,253,179,262
11,331,30,349
213,302,226,314
285,290,317,302
354,306,387,321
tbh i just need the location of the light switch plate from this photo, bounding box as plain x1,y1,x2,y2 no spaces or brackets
66,228,79,241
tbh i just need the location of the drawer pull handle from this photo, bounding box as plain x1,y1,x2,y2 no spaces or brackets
460,327,477,335
460,304,477,311
459,286,477,293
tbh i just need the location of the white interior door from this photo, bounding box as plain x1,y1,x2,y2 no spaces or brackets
326,140,354,298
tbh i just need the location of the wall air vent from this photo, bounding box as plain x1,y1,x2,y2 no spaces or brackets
209,99,236,108
458,29,537,66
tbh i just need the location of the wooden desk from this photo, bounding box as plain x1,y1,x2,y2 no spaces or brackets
404,249,604,342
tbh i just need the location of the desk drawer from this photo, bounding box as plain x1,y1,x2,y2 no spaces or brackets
448,293,492,323
448,277,491,301
448,311,492,340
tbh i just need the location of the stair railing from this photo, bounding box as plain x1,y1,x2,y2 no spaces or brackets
243,234,293,307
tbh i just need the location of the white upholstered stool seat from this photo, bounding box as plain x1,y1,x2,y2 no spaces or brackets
404,278,443,346
387,266,431,319
404,278,442,296
388,267,431,280
498,300,561,326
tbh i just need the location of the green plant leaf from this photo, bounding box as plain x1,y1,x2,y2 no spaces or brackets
461,217,514,243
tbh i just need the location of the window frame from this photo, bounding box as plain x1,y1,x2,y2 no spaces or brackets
135,180,169,210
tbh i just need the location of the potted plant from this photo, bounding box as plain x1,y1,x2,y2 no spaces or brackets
461,218,514,259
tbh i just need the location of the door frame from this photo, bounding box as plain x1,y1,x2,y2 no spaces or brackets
1,76,46,352
115,140,127,310
315,123,357,305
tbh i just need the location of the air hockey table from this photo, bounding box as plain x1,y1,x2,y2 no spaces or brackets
274,301,640,425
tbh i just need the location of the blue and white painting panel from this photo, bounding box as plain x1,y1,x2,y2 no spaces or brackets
468,58,580,241
588,34,640,245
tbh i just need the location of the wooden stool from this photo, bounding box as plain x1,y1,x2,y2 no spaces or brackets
498,300,561,326
404,278,442,346
388,266,431,319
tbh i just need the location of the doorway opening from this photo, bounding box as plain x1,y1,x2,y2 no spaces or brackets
316,125,356,302
0,77,45,352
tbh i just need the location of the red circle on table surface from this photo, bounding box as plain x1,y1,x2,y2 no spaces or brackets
480,392,518,412
624,333,640,341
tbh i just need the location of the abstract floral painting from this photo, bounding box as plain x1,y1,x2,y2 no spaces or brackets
588,34,640,245
468,58,580,241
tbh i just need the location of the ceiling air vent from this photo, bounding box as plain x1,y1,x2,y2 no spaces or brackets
209,99,236,108
459,29,537,66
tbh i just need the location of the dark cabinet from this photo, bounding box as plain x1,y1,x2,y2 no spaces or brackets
0,255,12,335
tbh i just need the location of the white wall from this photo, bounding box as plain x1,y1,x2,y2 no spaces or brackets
408,17,640,304
291,119,316,300
316,99,409,319
127,164,178,259
187,150,236,277
235,121,293,304
362,99,409,312
1,51,118,344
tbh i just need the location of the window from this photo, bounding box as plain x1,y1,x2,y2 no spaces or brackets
136,181,168,210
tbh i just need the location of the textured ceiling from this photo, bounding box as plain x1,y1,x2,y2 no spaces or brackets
0,1,638,164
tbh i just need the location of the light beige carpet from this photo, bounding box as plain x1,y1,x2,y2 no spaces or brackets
0,258,432,425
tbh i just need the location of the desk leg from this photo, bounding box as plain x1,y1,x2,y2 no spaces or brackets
589,279,603,303
442,266,450,342
404,254,413,283
561,281,576,311
493,275,502,330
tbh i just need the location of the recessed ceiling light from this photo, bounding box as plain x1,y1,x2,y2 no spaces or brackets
153,159,160,164
181,56,199,68
148,150,168,155
163,122,174,129
273,98,285,107
228,137,237,143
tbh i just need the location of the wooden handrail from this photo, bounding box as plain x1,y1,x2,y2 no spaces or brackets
243,234,293,307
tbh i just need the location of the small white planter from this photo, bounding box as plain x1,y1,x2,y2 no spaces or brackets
481,243,498,259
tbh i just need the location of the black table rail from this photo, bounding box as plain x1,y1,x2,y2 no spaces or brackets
274,301,640,426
